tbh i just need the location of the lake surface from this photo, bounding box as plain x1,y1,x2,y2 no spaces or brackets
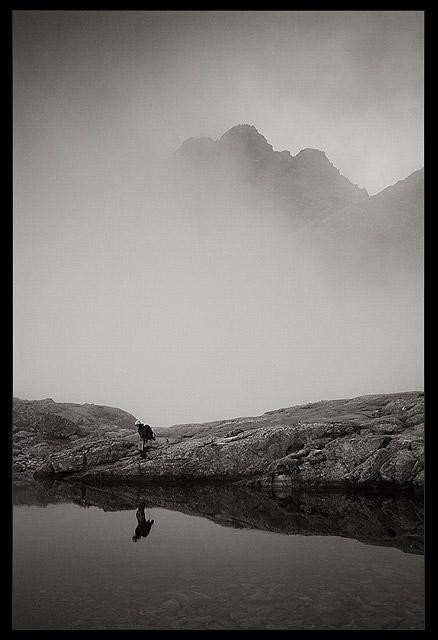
13,481,424,630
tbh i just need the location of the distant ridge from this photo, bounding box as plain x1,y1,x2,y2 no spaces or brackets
175,124,368,224
174,125,423,271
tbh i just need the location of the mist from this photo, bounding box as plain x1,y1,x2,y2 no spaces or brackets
13,152,423,426
13,11,423,426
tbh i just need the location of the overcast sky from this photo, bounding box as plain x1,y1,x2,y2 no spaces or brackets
13,11,424,426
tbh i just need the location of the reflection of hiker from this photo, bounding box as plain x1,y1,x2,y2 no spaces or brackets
135,419,155,456
132,503,154,542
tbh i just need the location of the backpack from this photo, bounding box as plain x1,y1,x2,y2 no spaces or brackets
144,424,154,440
139,423,154,440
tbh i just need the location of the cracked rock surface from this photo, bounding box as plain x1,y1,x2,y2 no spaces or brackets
30,392,424,491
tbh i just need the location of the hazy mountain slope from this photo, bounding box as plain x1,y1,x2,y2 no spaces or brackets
173,124,423,281
174,124,368,225
316,168,423,274
334,168,423,235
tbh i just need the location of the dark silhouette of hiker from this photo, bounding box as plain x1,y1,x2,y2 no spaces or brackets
132,503,154,542
135,420,155,456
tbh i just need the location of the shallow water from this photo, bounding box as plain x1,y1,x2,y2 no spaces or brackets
13,482,424,630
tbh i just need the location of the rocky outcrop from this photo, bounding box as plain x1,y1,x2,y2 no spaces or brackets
13,397,137,433
12,398,138,473
33,392,424,491
15,479,423,555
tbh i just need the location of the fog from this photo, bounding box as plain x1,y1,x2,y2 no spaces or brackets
13,11,423,426
13,156,423,426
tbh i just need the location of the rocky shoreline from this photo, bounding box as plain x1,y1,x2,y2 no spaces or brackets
12,392,424,492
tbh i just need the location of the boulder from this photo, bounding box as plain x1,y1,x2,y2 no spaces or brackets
27,443,51,458
37,414,78,439
379,450,417,485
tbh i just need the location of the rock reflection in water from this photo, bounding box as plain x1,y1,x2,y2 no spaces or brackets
16,479,423,555
13,480,424,629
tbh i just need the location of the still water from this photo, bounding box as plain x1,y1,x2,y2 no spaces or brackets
13,481,424,630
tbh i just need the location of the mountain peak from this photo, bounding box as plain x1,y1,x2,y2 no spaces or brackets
220,123,261,137
293,148,334,170
174,125,369,222
295,148,328,161
219,124,273,153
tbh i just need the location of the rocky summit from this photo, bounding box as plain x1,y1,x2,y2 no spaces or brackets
173,124,423,280
25,392,424,492
174,124,369,225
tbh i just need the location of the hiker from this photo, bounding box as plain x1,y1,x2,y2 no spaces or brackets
135,419,155,456
132,503,154,542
